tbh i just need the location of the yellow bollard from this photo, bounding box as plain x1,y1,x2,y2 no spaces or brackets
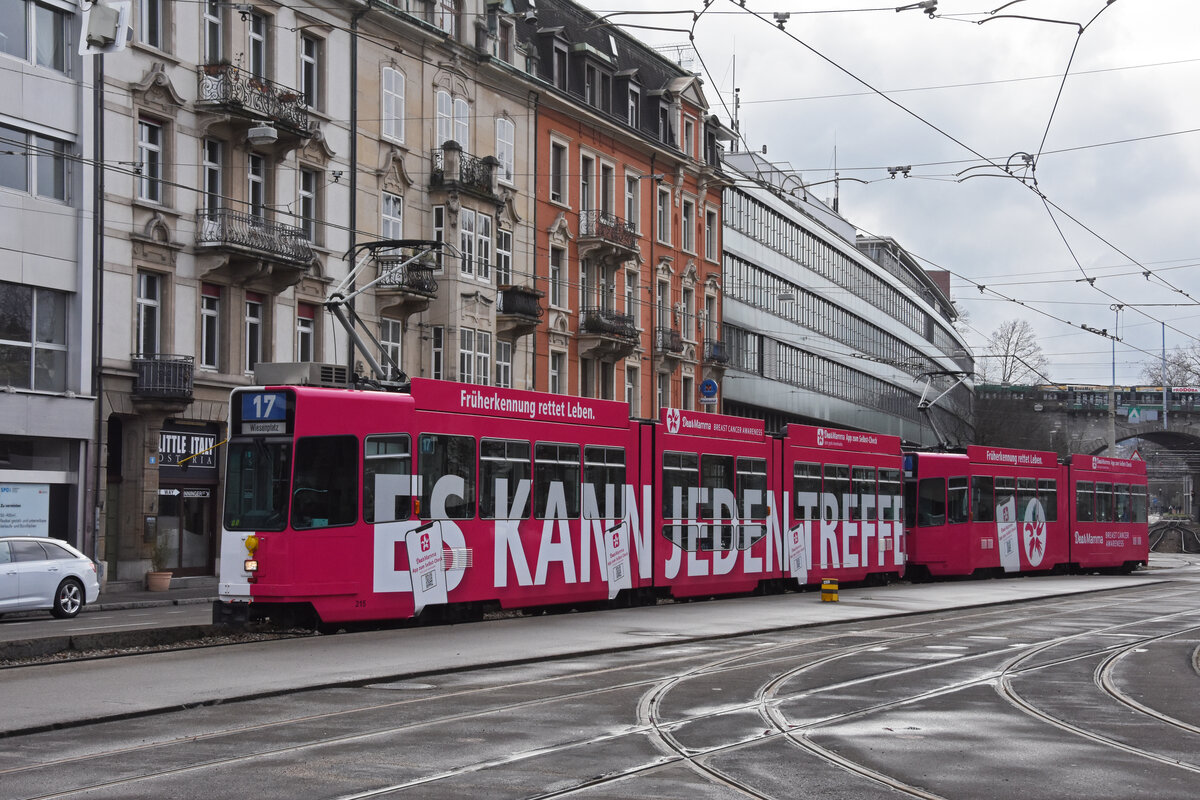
821,578,839,602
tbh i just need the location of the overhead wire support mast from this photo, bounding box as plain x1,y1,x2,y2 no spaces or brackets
326,239,444,390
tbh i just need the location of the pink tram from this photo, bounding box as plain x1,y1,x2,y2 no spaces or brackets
902,446,1148,579
215,379,905,628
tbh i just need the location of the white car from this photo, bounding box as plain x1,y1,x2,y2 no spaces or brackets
0,536,101,619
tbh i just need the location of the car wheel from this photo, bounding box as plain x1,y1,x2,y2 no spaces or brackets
51,579,85,619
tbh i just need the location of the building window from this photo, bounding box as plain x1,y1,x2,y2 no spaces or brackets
657,372,670,412
137,118,163,204
435,89,452,146
493,17,514,63
681,199,695,253
380,317,402,380
477,213,492,282
434,0,457,38
201,139,222,213
624,174,639,230
495,228,513,285
656,187,670,244
202,0,222,63
382,67,405,143
299,168,318,242
705,208,718,260
459,328,489,385
382,191,403,241
247,153,266,220
627,87,640,128
431,325,444,380
248,12,268,78
0,281,68,392
296,303,316,362
432,205,445,272
658,105,674,146
579,154,593,212
549,246,565,308
683,117,695,158
495,117,514,183
626,366,639,417
625,268,638,316
0,125,67,201
138,0,163,50
580,357,595,399
682,375,694,411
1,1,69,72
553,42,568,89
549,141,566,204
681,286,694,339
495,340,512,388
136,271,161,356
459,208,476,277
549,351,565,394
200,284,221,370
244,293,263,373
300,35,321,108
454,97,470,146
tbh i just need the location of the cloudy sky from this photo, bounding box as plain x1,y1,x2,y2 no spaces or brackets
583,0,1200,386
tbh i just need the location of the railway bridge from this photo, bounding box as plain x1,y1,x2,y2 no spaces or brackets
976,385,1200,518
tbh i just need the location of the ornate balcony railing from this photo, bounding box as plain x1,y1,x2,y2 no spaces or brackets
497,285,545,319
704,338,730,365
376,256,438,297
578,210,638,252
132,354,194,401
197,64,311,137
655,327,684,354
430,146,495,196
196,208,314,266
580,306,638,341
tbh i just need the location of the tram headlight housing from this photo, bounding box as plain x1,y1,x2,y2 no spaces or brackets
244,558,259,573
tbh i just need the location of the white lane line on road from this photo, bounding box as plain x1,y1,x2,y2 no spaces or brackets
63,622,158,632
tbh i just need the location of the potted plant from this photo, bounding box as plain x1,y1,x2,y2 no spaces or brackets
146,539,173,592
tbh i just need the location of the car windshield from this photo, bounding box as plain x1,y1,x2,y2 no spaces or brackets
223,439,292,531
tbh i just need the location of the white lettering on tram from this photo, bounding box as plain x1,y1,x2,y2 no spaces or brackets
789,493,905,572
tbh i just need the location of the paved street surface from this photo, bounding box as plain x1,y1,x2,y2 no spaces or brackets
1,557,1197,799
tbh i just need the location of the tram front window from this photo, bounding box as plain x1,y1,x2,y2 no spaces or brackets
224,439,292,531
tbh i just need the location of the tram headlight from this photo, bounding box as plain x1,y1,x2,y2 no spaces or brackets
244,559,259,573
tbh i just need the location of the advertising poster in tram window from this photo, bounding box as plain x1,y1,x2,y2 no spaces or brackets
0,484,50,535
787,523,808,585
997,496,1020,572
602,522,631,599
406,524,447,615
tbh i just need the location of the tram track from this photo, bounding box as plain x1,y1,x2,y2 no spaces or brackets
4,585,1200,800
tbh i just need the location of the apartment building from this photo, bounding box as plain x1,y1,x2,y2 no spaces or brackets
0,0,97,556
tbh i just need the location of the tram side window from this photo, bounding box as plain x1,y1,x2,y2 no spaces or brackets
1114,483,1132,522
737,457,768,549
852,467,877,522
1095,482,1114,522
418,434,476,519
224,439,291,531
904,480,917,529
1039,479,1058,522
917,478,945,527
1132,486,1148,523
1075,481,1095,521
662,451,699,519
583,446,625,519
535,442,580,519
793,462,821,521
1016,478,1038,521
947,477,969,524
480,438,531,520
971,476,995,522
879,468,902,524
995,477,1016,518
292,436,358,529
824,464,851,522
363,434,411,523
700,455,736,549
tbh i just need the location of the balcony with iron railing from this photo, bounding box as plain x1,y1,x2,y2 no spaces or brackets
578,306,639,360
197,208,314,267
655,327,685,354
131,354,194,404
578,210,639,259
430,143,498,200
375,252,438,318
703,338,730,365
196,64,311,138
496,284,545,339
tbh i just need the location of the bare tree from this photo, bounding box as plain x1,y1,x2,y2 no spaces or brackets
1140,344,1200,386
976,319,1050,385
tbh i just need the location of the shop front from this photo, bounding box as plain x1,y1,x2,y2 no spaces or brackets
156,421,221,576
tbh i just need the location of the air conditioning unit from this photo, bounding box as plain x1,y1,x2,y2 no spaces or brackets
254,362,352,388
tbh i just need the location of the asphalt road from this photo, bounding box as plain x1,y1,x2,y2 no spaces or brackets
1,561,1197,800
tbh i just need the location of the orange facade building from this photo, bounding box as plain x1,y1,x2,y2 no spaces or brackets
516,0,732,417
